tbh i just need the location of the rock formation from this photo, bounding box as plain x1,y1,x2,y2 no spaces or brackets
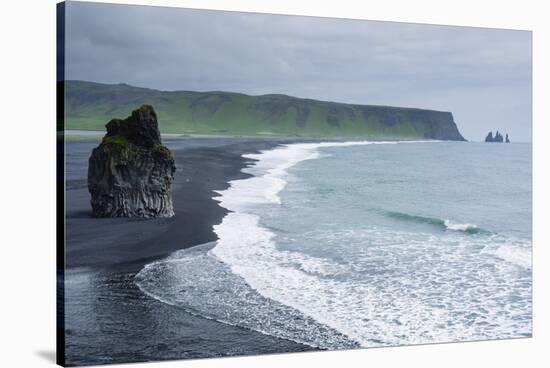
485,130,507,143
88,105,176,218
505,133,510,143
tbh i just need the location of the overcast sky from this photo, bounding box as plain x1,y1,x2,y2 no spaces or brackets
64,1,532,141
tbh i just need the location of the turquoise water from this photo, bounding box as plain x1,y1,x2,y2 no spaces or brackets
136,141,532,348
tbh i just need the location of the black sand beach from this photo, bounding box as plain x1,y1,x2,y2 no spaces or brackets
62,137,315,366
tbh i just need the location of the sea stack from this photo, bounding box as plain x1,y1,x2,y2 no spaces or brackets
485,131,506,143
88,105,176,218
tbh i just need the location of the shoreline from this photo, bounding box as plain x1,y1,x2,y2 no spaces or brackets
63,137,317,366
66,138,291,271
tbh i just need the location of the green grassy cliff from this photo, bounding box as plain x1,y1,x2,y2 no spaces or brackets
64,80,465,140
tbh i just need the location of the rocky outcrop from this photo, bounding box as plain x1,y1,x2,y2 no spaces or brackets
505,134,510,143
485,130,507,143
88,105,176,218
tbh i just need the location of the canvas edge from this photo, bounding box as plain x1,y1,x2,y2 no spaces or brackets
56,1,66,367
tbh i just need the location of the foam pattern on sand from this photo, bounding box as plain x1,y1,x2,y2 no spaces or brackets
134,243,358,349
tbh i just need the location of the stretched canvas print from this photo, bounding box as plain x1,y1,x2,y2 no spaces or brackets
57,1,532,366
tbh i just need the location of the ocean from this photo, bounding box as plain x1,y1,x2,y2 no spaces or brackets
135,141,532,349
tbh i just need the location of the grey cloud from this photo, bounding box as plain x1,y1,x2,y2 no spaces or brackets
64,1,532,141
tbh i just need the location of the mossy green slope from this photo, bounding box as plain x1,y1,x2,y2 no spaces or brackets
64,80,465,140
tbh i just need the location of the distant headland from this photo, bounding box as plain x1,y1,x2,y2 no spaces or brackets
62,80,466,141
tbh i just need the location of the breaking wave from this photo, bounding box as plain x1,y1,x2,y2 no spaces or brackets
384,211,486,234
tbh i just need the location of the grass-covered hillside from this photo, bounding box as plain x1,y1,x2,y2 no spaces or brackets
63,80,465,140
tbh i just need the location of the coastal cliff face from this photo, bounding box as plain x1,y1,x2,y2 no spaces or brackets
393,109,464,141
65,80,466,140
88,105,176,218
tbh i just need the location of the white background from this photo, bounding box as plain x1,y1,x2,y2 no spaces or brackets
0,0,547,367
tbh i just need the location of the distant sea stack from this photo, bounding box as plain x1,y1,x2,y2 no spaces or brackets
88,105,176,218
485,131,510,143
65,80,466,141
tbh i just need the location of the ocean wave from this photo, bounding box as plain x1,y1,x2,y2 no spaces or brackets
443,220,480,233
381,211,531,270
384,211,486,235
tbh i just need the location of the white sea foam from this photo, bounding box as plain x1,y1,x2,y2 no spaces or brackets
134,243,357,349
485,241,532,269
443,219,479,232
493,246,532,269
212,221,532,346
214,141,408,210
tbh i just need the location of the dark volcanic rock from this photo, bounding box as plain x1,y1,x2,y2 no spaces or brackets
485,130,505,143
106,106,161,147
88,105,176,218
